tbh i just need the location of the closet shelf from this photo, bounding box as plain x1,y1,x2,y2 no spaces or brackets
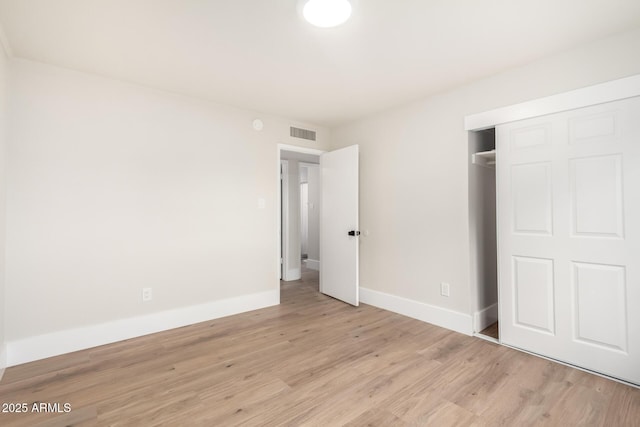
472,150,496,168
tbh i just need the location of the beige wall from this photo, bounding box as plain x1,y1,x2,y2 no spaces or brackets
331,28,640,317
5,58,329,342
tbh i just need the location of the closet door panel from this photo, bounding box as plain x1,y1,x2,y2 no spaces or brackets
512,256,555,334
497,96,640,385
511,163,553,235
572,262,627,352
569,155,624,238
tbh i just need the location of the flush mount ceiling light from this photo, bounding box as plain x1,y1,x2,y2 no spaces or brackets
302,0,352,28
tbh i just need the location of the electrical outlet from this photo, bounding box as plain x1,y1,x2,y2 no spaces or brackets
440,282,450,297
142,287,152,302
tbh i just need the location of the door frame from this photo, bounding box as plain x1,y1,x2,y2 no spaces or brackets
277,144,325,285
280,159,291,280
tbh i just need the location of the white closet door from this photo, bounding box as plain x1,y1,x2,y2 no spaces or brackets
497,96,640,385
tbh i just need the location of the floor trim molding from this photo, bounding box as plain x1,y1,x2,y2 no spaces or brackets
305,259,320,271
360,287,473,335
474,303,498,333
6,289,279,367
0,343,7,381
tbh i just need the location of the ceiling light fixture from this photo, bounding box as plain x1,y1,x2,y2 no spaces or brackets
302,0,352,28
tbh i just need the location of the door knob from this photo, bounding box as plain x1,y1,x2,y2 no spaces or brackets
348,230,361,236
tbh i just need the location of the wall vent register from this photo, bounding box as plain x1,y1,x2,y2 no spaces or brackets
290,126,317,141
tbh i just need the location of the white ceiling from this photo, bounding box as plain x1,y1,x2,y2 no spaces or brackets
1,0,639,127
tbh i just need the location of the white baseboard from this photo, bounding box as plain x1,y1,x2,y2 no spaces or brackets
359,287,473,335
305,259,319,271
474,303,498,333
0,343,6,381
283,267,301,281
6,289,280,367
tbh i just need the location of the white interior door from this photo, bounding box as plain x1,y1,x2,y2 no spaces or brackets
497,96,640,385
320,145,359,306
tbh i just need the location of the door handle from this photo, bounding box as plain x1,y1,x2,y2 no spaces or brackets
348,230,361,236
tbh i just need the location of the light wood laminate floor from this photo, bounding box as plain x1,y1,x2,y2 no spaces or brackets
479,322,499,340
1,268,639,426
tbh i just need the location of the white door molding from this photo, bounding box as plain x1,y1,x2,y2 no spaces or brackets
464,74,640,131
280,160,296,280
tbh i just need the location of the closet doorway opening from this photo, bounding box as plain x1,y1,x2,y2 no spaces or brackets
279,146,322,293
468,128,499,342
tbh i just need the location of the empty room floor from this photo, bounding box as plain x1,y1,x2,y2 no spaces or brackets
0,271,638,426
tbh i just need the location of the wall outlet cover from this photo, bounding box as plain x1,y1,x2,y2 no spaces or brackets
440,282,450,297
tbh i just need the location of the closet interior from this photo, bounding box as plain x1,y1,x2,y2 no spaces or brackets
469,128,498,341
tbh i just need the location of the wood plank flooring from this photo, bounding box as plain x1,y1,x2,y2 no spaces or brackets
1,268,639,426
479,322,499,340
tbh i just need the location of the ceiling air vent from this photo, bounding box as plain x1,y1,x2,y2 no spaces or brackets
290,126,316,141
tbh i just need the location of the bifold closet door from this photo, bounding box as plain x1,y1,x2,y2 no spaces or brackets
497,96,640,385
